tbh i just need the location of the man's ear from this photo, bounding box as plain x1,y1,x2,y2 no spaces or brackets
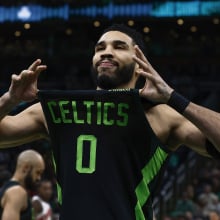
23,163,31,174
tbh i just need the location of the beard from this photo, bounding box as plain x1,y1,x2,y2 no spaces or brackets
92,62,135,90
24,169,38,191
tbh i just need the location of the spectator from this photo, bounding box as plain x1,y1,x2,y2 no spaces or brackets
32,179,53,220
171,191,196,218
198,184,219,210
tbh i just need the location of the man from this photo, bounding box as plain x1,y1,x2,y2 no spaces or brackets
0,149,45,220
0,24,220,219
32,179,53,220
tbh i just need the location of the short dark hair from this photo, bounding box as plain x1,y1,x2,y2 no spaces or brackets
102,23,146,55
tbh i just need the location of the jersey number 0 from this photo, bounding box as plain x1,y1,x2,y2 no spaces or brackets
76,135,97,174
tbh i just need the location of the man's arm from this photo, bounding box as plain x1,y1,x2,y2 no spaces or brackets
162,105,212,157
1,187,27,220
183,102,220,151
0,59,48,148
133,45,220,155
146,103,209,156
0,92,19,121
0,103,48,148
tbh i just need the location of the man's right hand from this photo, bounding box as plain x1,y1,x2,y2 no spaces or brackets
9,59,47,103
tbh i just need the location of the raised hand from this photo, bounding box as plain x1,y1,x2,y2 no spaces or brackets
132,45,173,103
8,59,47,103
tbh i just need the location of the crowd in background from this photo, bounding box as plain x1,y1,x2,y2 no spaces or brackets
161,157,220,220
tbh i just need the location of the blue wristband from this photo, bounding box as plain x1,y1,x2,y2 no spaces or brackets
167,91,190,113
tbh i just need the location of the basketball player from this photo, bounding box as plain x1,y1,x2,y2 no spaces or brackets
0,150,45,220
0,24,220,219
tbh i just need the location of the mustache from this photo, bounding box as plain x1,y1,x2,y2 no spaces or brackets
95,58,119,67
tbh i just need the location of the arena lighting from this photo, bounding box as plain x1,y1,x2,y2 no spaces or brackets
190,25,197,32
143,26,150,33
177,18,184,25
93,21,101,27
65,28,72,35
0,1,219,23
17,6,31,20
127,20,134,26
213,17,220,24
24,23,31,29
14,30,21,37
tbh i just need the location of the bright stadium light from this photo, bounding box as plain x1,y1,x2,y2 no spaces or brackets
17,6,31,21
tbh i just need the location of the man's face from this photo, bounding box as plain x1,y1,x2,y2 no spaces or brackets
92,31,137,89
25,163,44,191
38,181,53,201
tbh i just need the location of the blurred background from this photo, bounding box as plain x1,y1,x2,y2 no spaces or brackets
0,1,220,219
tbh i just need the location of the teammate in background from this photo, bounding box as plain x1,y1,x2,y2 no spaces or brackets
32,179,53,220
0,24,220,219
0,149,45,220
